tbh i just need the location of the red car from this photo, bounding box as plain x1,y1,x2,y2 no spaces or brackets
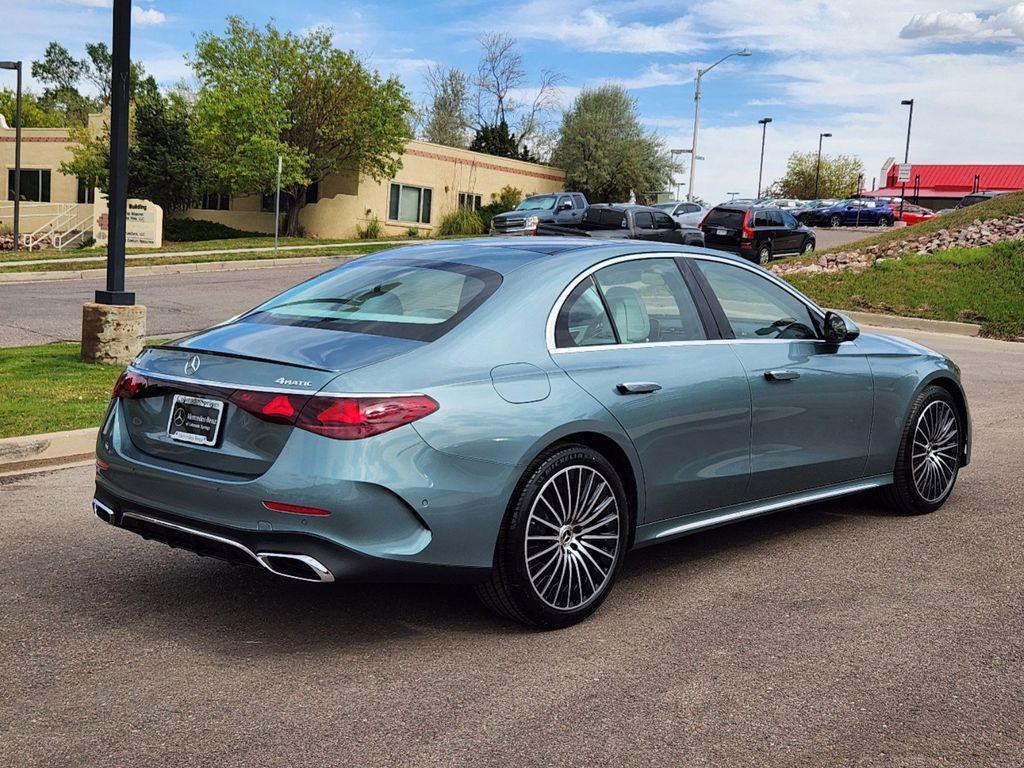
893,203,939,226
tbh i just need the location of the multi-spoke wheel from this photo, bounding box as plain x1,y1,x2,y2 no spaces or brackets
883,385,963,515
475,444,629,628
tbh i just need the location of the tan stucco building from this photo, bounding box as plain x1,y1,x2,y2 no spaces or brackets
1,113,566,242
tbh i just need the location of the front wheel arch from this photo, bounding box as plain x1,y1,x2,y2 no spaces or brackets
921,375,970,466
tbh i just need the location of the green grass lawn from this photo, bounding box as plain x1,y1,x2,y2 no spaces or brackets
786,240,1024,339
0,342,148,438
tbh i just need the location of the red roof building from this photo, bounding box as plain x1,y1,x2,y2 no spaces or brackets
865,164,1024,210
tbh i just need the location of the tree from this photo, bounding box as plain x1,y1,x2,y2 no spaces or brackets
0,89,66,128
31,41,148,124
766,151,865,199
551,85,679,203
472,33,561,160
190,18,412,235
422,64,471,148
469,121,536,161
60,77,206,215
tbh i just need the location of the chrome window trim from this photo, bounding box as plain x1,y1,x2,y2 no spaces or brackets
126,367,424,399
545,251,826,353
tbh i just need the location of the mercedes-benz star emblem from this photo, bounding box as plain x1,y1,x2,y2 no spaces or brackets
172,408,186,427
183,355,201,375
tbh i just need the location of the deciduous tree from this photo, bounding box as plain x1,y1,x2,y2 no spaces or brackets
765,151,865,199
190,18,412,235
422,65,471,148
551,85,678,203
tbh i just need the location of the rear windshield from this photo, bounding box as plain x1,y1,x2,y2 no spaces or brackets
517,195,557,211
241,258,502,341
704,208,745,228
582,208,628,228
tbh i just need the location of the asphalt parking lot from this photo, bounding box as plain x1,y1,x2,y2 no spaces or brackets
0,227,874,347
2,327,1021,767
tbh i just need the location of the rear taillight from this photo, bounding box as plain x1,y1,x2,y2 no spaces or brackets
296,395,439,440
112,370,150,398
741,209,755,240
229,390,310,425
698,211,710,228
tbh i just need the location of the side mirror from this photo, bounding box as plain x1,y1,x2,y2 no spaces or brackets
823,310,860,343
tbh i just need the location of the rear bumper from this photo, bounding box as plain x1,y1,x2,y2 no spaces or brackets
93,485,489,584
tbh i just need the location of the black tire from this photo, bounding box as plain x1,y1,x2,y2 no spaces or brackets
757,243,772,265
880,215,894,227
475,444,630,629
881,385,963,515
802,238,815,254
829,214,843,228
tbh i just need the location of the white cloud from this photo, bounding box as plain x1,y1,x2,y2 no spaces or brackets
901,3,1024,42
132,5,165,26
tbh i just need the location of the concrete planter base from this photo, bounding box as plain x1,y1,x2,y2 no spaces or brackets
81,302,147,365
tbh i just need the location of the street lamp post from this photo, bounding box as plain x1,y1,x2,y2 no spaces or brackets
899,98,914,216
757,117,772,200
670,148,685,199
687,48,752,202
0,61,22,252
814,132,832,199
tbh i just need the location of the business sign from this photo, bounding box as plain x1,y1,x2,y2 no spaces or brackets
896,163,913,183
93,193,163,248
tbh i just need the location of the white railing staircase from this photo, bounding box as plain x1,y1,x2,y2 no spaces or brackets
0,203,94,251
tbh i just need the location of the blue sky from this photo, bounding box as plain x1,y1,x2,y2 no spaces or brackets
8,1,1024,203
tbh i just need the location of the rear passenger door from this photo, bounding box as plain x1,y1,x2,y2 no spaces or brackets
551,256,751,521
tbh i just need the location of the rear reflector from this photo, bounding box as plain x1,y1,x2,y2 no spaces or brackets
297,395,439,440
262,500,331,516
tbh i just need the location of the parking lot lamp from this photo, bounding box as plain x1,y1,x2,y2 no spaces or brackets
0,61,22,252
814,132,832,199
687,48,752,201
900,99,914,216
757,117,772,199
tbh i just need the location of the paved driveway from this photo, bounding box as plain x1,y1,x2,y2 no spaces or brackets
1,328,1021,767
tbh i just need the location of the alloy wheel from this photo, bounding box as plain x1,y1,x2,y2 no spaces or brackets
911,400,959,503
829,215,842,228
758,246,771,265
524,465,621,611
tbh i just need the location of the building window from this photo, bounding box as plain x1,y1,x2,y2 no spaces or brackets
201,191,230,211
458,192,482,211
77,177,96,204
388,183,432,224
305,180,320,205
7,169,51,202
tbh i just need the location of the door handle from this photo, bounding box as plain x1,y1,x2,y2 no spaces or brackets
616,381,662,395
764,369,800,382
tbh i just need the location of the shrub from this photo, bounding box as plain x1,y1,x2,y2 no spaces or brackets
478,185,523,232
406,226,419,238
163,218,264,242
357,215,384,239
438,208,484,237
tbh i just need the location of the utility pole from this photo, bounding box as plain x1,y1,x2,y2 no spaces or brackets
814,132,832,199
899,99,914,217
0,61,22,251
687,49,752,201
757,117,772,199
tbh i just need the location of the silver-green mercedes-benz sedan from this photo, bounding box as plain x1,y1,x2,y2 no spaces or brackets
93,238,970,628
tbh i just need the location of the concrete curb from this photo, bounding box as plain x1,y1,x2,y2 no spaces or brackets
0,427,97,474
0,252,361,284
841,310,982,337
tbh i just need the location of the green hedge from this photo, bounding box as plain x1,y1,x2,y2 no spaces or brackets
164,218,266,242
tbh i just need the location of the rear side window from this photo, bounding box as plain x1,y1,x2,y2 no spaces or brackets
634,211,654,230
244,258,501,342
696,260,818,340
554,278,617,348
583,208,627,228
704,208,744,228
593,259,706,344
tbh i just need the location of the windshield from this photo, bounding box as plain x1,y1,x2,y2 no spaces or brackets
242,258,502,341
516,195,558,211
653,203,677,212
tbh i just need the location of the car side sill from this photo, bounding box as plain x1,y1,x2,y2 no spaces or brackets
633,474,892,548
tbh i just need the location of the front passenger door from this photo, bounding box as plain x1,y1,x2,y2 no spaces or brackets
693,258,874,499
651,210,679,242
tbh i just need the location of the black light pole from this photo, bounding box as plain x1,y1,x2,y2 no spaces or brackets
814,132,831,199
899,98,914,217
756,117,772,199
96,0,134,305
0,61,22,251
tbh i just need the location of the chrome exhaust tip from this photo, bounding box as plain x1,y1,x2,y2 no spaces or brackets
256,553,335,583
